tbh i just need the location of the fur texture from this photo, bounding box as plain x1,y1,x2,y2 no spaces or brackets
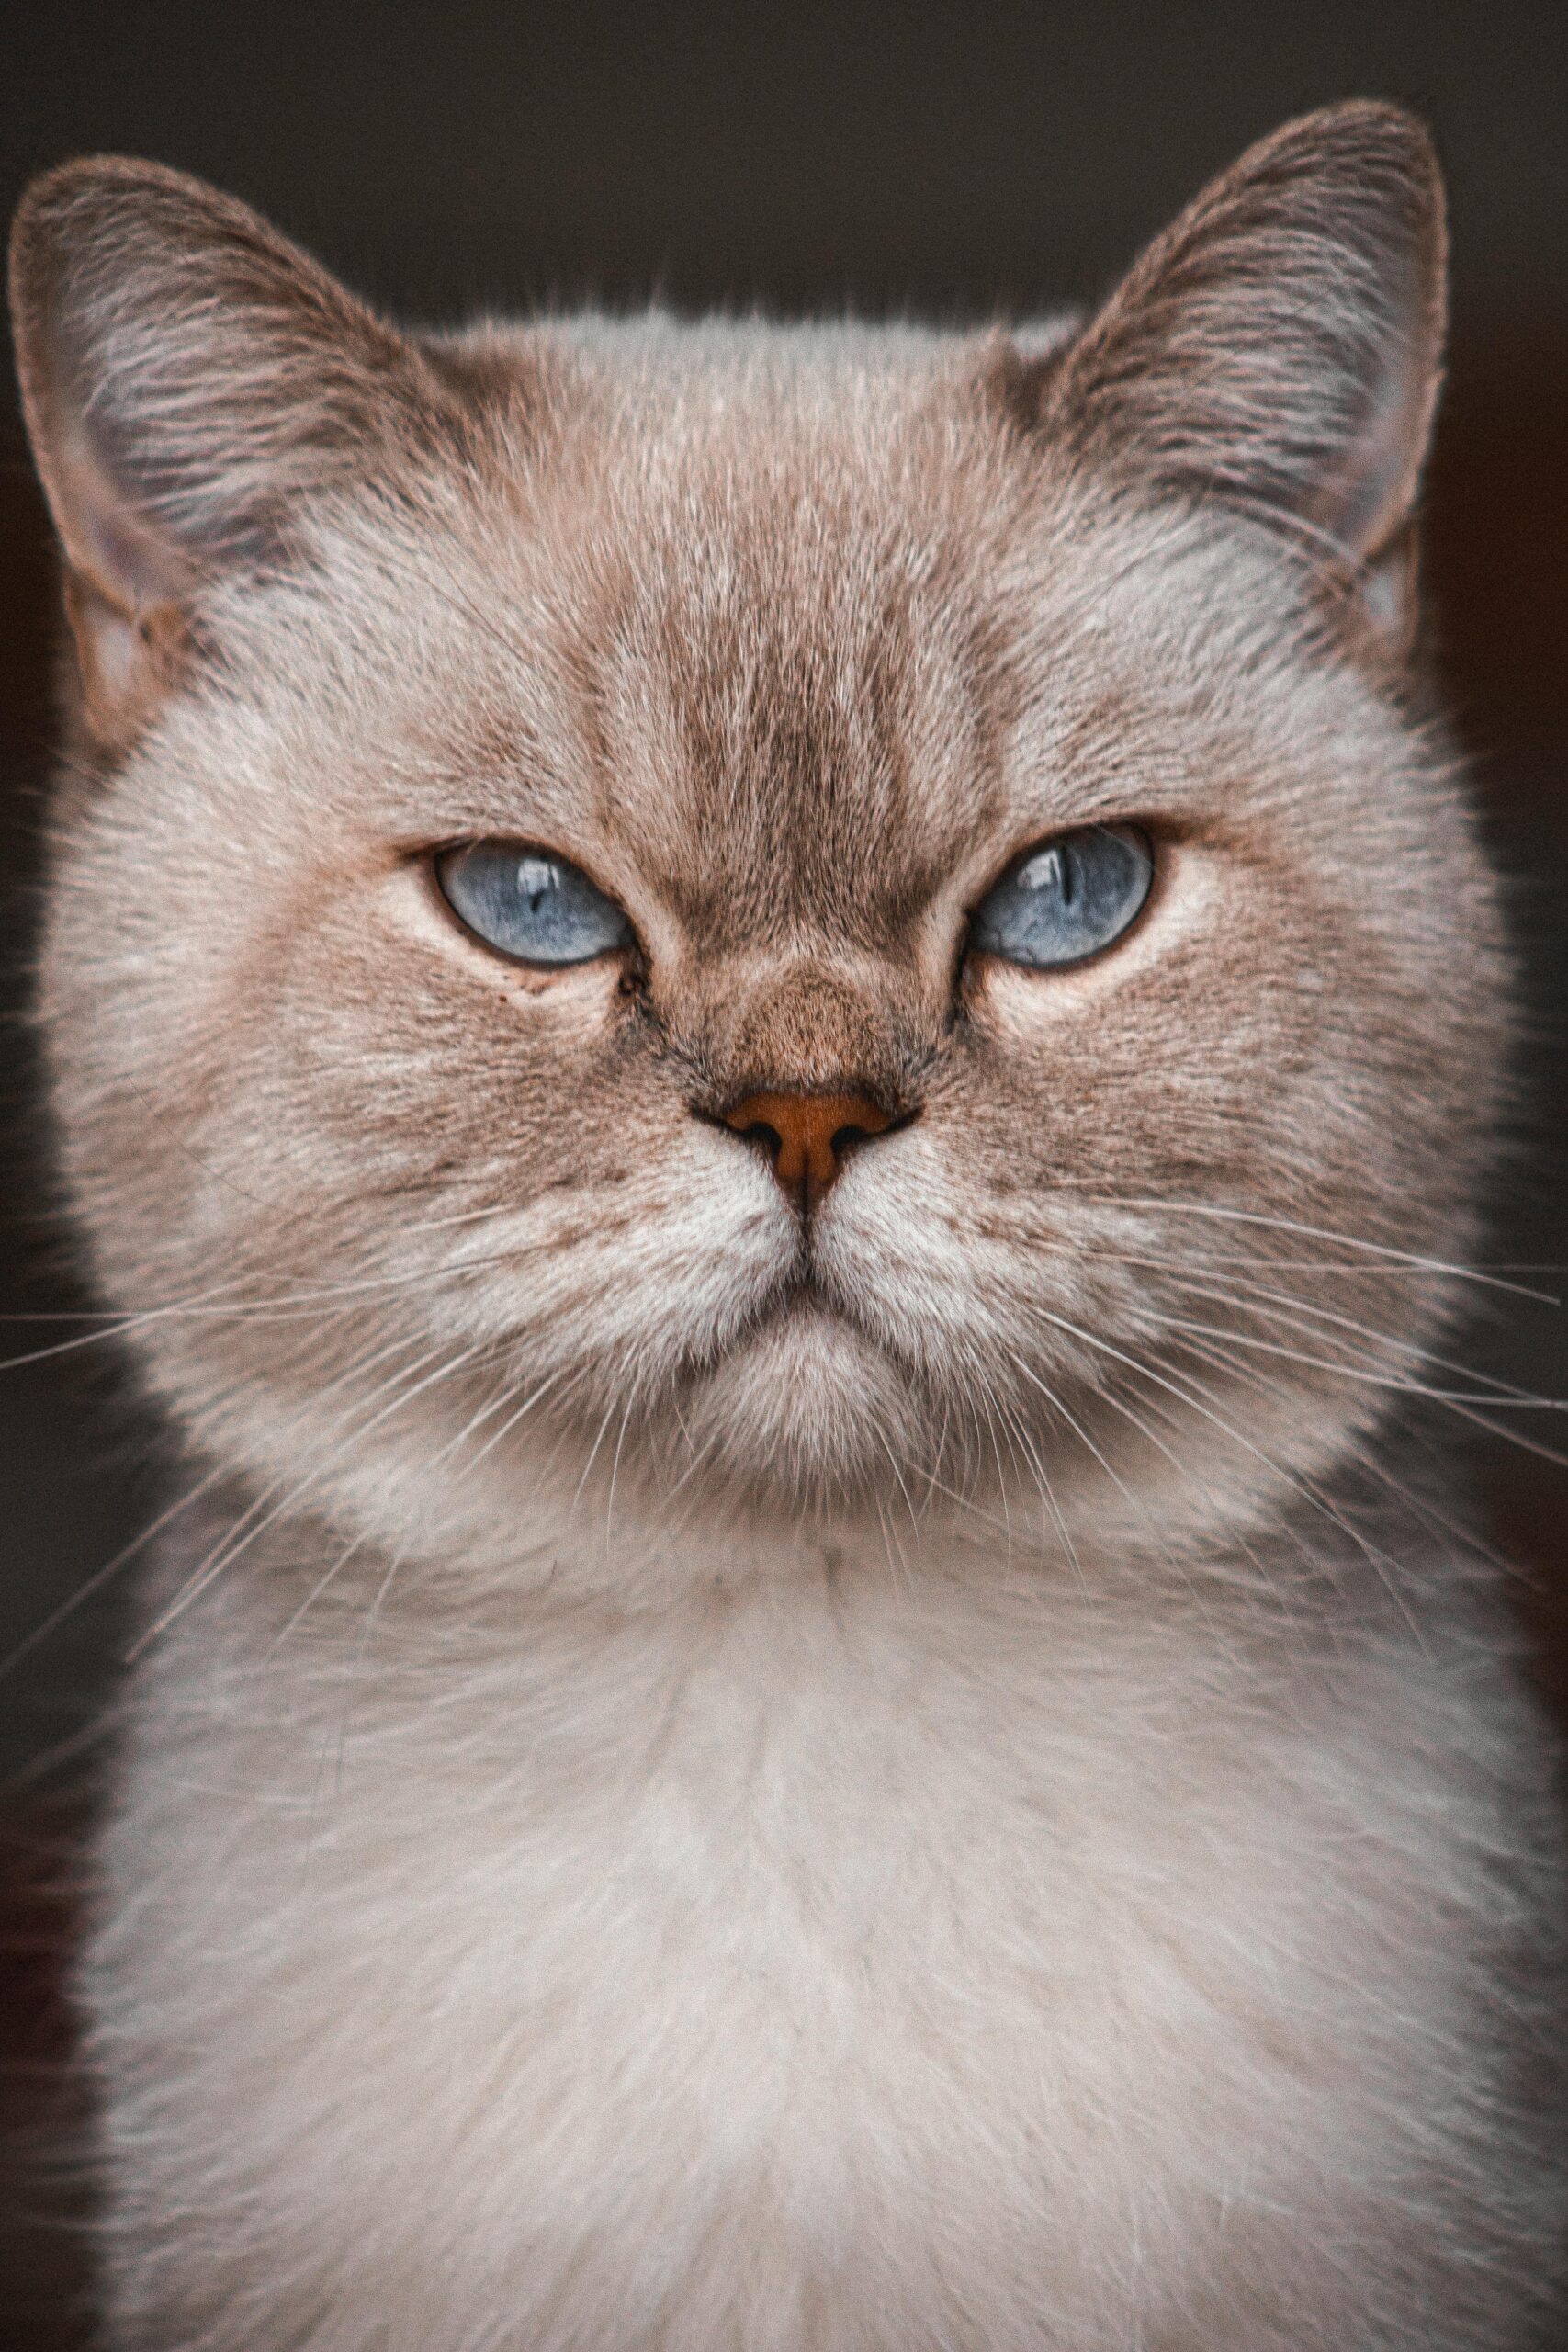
10,103,1568,2346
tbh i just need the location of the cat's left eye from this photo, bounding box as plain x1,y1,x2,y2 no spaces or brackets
435,842,635,967
967,825,1154,971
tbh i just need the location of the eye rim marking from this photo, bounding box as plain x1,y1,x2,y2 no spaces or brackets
964,821,1157,975
431,838,638,972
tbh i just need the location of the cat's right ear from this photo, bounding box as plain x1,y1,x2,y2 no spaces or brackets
9,158,444,745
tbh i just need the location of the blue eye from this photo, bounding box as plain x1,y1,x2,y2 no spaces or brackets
435,842,635,967
968,826,1153,969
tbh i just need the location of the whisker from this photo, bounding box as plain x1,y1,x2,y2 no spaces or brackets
1111,1255,1568,1475
603,1391,638,1555
0,1235,591,1378
1149,1307,1564,1410
567,1385,629,1526
265,1530,370,1659
1168,1327,1522,1577
1010,1347,1291,1625
1100,1252,1559,1407
874,1428,926,1560
330,1542,411,1802
1024,1301,1430,1630
1074,1195,1559,1304
126,1331,495,1657
0,1452,234,1687
459,1363,575,1477
989,1385,1084,1585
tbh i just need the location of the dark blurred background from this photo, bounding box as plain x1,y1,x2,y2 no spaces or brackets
1,4,1565,2341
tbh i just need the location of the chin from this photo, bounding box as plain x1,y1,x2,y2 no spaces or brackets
675,1296,919,1511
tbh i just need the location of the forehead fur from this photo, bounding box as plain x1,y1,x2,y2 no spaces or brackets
378,318,1035,952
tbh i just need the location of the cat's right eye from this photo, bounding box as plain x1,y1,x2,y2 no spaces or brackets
435,842,636,967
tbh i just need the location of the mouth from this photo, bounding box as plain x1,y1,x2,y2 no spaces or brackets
680,1258,880,1393
761,1257,864,1334
653,1212,907,1434
670,1275,916,1503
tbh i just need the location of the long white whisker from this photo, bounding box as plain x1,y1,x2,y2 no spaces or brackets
127,1333,495,1657
1025,1302,1428,1625
1150,1307,1562,1410
1076,1195,1556,1304
0,1453,233,1685
1101,1252,1559,1407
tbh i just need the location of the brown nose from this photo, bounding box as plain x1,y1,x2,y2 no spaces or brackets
720,1090,893,1210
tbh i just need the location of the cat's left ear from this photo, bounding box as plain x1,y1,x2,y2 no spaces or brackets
1024,102,1447,650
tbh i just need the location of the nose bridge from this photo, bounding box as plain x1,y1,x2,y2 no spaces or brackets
723,961,897,1102
701,958,914,1216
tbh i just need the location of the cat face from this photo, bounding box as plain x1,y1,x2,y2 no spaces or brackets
12,108,1509,1580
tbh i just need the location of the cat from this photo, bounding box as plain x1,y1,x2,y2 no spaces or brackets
9,98,1568,2349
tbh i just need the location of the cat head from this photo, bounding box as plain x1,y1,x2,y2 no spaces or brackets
10,106,1506,1593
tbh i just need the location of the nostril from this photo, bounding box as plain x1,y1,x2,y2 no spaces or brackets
830,1119,877,1160
833,1106,917,1159
740,1118,784,1166
707,1090,910,1207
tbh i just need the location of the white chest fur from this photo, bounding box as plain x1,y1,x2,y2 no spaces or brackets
90,1542,1559,2349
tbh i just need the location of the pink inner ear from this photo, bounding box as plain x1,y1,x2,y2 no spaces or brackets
62,569,189,746
1030,104,1446,585
31,405,200,741
78,589,141,696
1323,325,1435,562
10,157,458,672
51,413,201,618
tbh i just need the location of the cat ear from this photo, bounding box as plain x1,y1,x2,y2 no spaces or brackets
1030,102,1447,647
9,158,446,742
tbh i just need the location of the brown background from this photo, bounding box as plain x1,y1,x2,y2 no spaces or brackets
1,3,1565,2342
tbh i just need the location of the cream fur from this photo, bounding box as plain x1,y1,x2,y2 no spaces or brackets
10,102,1568,2346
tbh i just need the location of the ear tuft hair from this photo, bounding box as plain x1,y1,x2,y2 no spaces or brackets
1022,103,1448,631
8,158,452,737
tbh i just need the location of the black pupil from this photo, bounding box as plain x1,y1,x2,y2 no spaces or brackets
1027,844,1075,905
